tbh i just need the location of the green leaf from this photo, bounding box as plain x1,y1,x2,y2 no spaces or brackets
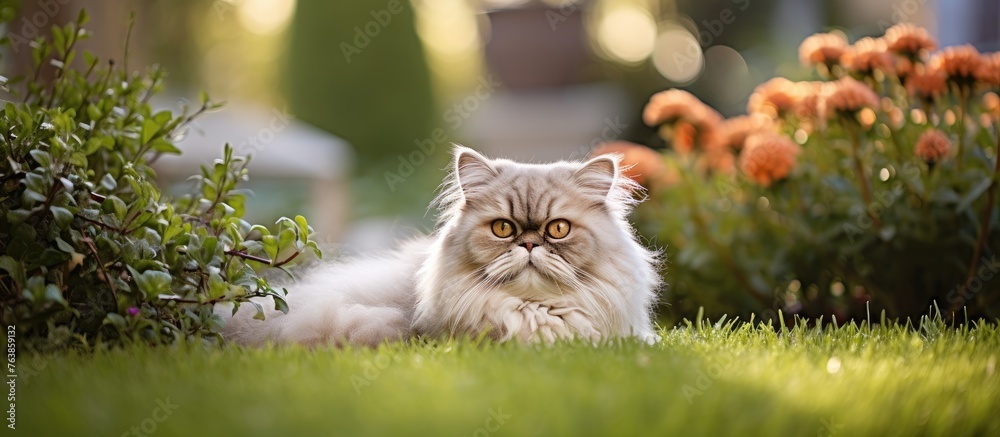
29,149,52,167
86,103,102,121
152,110,172,125
51,25,66,57
22,189,46,204
103,195,128,220
930,187,961,205
23,276,45,302
54,237,74,253
100,173,117,191
278,227,296,252
262,235,278,261
307,240,322,259
77,8,90,26
149,138,181,154
163,220,183,244
103,313,126,329
43,284,67,305
50,206,74,228
273,294,289,314
0,256,26,287
956,178,992,213
208,273,226,299
202,236,219,264
294,215,309,242
249,224,271,237
128,266,173,299
250,301,266,321
141,118,160,144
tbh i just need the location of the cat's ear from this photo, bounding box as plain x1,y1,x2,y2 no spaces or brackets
454,146,498,195
573,154,618,198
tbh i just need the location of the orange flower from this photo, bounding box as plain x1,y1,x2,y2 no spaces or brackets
671,121,698,155
822,77,880,119
905,65,947,103
715,114,775,152
884,23,937,58
590,141,667,188
894,56,914,79
794,81,832,120
748,77,802,118
930,44,982,83
702,150,736,175
643,89,717,126
799,32,847,68
842,37,894,75
914,129,952,162
643,89,722,153
739,133,801,186
976,52,1000,87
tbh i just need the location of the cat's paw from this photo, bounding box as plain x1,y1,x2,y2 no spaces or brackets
512,301,573,343
547,306,601,342
512,302,600,343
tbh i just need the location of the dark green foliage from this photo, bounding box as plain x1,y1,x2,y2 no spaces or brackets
0,10,320,348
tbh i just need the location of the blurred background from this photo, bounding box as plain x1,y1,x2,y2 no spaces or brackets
2,0,997,252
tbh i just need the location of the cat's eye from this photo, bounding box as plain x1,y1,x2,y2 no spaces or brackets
491,219,515,238
546,219,571,239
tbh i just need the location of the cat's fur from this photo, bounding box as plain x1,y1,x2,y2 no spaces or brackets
218,146,661,347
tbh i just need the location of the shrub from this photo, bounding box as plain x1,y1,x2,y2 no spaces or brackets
629,25,1000,323
0,10,320,348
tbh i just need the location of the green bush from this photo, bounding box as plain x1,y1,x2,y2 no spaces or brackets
0,10,320,348
636,27,1000,323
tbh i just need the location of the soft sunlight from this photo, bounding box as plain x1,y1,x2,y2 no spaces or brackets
238,0,296,35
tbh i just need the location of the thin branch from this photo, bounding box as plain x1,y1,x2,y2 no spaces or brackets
224,250,271,265
847,124,881,230
81,233,117,302
76,213,123,233
273,251,300,268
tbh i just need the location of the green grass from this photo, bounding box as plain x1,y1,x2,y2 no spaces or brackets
18,316,1000,437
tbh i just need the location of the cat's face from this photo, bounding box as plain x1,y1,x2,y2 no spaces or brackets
440,148,630,298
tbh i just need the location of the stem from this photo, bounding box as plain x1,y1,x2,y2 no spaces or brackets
274,252,300,268
953,125,1000,314
956,85,969,171
224,250,271,265
847,124,881,230
76,214,123,233
158,295,225,305
223,250,301,268
82,234,118,302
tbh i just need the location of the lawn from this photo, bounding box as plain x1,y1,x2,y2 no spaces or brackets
17,314,1000,437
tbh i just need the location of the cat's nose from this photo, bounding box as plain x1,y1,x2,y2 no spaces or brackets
519,242,537,252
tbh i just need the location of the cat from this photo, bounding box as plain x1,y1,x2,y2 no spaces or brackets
217,146,662,347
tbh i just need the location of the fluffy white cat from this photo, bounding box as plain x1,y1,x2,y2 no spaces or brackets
218,146,661,347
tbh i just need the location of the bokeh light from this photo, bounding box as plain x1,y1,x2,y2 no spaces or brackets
238,0,296,35
596,6,657,64
415,0,481,58
652,25,703,84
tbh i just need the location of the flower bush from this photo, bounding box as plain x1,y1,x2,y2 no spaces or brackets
0,11,320,348
620,23,1000,323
